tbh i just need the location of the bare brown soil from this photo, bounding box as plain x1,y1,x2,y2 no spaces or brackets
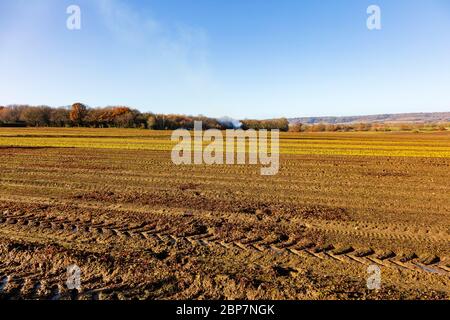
0,146,449,300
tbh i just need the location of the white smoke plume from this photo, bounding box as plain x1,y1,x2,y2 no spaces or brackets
216,116,242,129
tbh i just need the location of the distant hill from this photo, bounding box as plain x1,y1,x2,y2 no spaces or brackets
289,112,450,125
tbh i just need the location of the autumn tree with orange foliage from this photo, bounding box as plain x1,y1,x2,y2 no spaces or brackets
70,103,88,126
84,106,142,128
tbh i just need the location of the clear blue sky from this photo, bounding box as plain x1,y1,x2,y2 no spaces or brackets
1,0,449,119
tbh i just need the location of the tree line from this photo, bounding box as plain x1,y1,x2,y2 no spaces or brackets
289,122,449,132
0,103,290,131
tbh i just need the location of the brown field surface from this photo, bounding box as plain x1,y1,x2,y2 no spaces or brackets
0,128,449,300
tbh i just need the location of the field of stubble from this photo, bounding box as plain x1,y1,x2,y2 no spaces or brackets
0,128,449,300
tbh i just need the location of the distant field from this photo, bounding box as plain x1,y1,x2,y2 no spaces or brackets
289,111,450,124
0,127,448,300
1,127,450,158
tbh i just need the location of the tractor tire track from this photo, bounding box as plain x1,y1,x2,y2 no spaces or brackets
0,212,448,277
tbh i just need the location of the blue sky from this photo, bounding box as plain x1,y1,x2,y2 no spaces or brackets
0,0,449,119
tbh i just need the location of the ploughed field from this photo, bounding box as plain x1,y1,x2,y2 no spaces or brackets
0,128,449,300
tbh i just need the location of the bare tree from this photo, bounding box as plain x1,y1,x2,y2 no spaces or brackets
50,107,70,127
21,106,51,126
